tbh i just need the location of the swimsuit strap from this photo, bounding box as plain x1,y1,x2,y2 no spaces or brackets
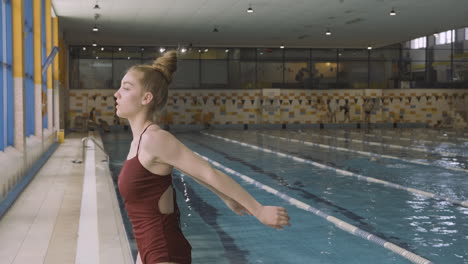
136,123,153,154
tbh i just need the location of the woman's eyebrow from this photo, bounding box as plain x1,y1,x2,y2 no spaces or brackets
122,81,134,86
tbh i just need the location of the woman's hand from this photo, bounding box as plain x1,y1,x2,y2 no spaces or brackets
224,197,253,216
255,205,291,229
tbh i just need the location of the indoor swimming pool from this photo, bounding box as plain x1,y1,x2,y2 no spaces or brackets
102,128,468,264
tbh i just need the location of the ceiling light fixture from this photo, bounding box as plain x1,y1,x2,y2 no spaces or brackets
101,47,104,51
82,47,86,51
433,33,439,37
326,28,331,36
96,56,99,59
247,4,254,13
367,45,372,50
280,44,285,49
389,8,396,16
225,49,229,53
92,41,97,47
118,47,122,51
159,47,166,53
181,48,187,53
204,48,209,52
93,14,100,32
127,57,131,60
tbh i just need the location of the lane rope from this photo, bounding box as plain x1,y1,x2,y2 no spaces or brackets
201,132,468,208
297,129,465,157
258,132,468,173
193,152,433,264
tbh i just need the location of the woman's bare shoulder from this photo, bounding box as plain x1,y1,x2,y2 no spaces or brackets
141,126,179,151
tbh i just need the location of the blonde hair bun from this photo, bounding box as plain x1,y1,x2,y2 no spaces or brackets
152,50,177,82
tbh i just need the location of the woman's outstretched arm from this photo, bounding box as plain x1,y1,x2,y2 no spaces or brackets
142,129,290,229
189,173,253,216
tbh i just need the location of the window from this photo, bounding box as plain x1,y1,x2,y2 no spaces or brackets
1,0,13,150
42,0,47,128
436,29,455,45
410,37,426,49
24,0,35,137
465,28,468,40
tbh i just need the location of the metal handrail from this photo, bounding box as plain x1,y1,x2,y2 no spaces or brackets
82,136,110,163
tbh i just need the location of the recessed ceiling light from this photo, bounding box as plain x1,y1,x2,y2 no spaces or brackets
127,57,131,60
181,48,187,53
204,48,209,52
280,44,285,49
118,47,122,51
159,47,166,53
326,29,331,36
225,49,229,53
389,8,396,16
92,25,99,32
247,4,253,13
92,41,97,47
82,47,86,51
96,56,99,59
367,45,372,50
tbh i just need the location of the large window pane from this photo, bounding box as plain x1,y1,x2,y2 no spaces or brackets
240,62,256,89
339,61,367,89
285,49,310,61
78,59,113,89
171,59,199,89
370,48,400,89
453,61,468,86
257,48,283,88
312,48,337,61
201,60,228,89
312,61,337,89
285,62,310,88
257,61,283,88
113,59,139,88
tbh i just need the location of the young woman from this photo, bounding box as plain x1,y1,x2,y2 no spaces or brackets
115,50,291,264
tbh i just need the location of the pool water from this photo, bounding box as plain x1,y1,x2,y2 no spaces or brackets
102,128,468,264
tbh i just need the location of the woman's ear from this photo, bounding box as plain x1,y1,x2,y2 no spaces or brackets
142,92,154,105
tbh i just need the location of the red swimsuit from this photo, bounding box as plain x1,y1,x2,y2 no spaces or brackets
118,125,192,264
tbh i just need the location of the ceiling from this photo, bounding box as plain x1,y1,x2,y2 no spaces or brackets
53,0,468,49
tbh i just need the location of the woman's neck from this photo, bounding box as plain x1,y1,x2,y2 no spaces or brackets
128,116,153,139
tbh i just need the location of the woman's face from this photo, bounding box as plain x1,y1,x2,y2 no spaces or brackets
114,70,145,119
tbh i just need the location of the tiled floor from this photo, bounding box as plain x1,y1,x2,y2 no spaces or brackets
0,133,133,264
0,134,84,264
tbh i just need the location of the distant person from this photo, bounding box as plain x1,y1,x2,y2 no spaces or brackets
363,98,374,128
88,107,98,130
340,99,350,123
434,111,453,129
328,99,338,123
114,50,290,264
